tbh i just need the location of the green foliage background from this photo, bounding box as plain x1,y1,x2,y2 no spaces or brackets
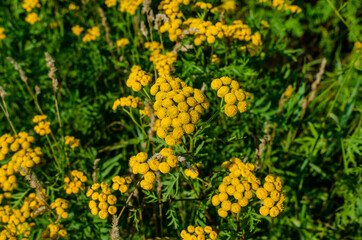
0,0,361,239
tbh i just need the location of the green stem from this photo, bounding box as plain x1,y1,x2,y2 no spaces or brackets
45,134,60,168
123,108,147,137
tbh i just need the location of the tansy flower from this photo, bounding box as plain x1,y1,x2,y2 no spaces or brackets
72,25,84,36
116,38,130,48
0,28,6,40
25,12,40,24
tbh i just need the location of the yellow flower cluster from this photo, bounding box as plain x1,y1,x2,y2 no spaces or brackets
0,221,33,239
0,204,34,239
211,0,236,13
41,223,68,239
33,115,51,135
180,225,218,240
150,74,209,145
256,175,285,217
259,0,302,13
211,158,260,218
116,38,130,48
0,133,42,196
69,3,79,10
64,136,80,148
158,0,189,41
23,192,47,218
112,96,143,110
0,132,34,161
71,25,84,36
64,170,87,194
195,2,213,9
111,176,132,193
211,77,249,117
82,27,101,42
105,0,117,7
184,164,199,179
0,28,5,40
145,42,177,75
25,12,40,24
50,198,69,219
22,0,40,12
211,54,220,65
129,149,178,190
283,84,293,99
119,0,143,15
126,65,153,91
86,182,117,219
355,41,361,54
261,20,270,28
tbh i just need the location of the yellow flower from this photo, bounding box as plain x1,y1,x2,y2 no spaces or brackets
217,208,228,218
69,3,79,10
269,206,280,217
105,0,117,8
159,162,170,174
25,12,40,24
259,206,269,216
72,25,84,36
0,27,6,40
116,38,130,48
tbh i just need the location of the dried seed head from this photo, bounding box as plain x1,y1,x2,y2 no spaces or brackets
154,14,169,30
44,52,59,91
140,21,148,38
35,85,41,95
6,57,28,83
0,86,6,99
110,215,120,240
142,0,152,14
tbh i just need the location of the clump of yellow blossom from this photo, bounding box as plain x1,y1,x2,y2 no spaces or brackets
211,0,236,13
145,42,177,75
22,0,40,12
25,12,40,24
72,25,84,36
211,77,250,117
41,223,68,239
259,0,302,13
0,204,35,238
64,170,87,194
129,149,180,190
111,175,132,193
180,225,218,240
211,54,220,65
0,132,43,195
195,2,213,9
151,73,209,146
33,115,51,136
50,198,70,219
119,0,144,15
116,38,130,48
105,0,117,8
23,191,47,217
86,182,118,219
0,28,6,40
82,27,101,42
283,85,293,99
112,96,143,110
211,158,260,218
256,175,285,217
69,3,79,10
126,65,153,91
261,20,270,28
158,0,189,42
64,136,80,148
